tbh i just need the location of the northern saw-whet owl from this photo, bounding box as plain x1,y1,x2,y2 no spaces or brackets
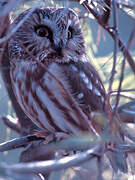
9,7,106,134
8,7,127,172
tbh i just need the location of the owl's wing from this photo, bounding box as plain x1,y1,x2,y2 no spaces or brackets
61,60,106,113
41,61,127,173
51,60,107,134
60,61,128,173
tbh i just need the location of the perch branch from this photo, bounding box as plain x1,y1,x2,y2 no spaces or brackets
0,144,102,174
0,134,45,152
1,115,24,134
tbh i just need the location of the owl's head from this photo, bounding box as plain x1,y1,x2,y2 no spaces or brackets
9,7,86,63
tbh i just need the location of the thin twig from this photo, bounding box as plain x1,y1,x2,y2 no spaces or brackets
111,93,135,101
100,0,111,25
82,0,135,74
116,1,135,10
0,134,45,152
0,0,24,17
0,1,41,44
111,89,135,93
1,115,28,134
113,24,135,114
108,0,118,94
123,129,135,142
0,15,9,66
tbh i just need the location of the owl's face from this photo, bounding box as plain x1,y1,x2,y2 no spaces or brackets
9,7,86,63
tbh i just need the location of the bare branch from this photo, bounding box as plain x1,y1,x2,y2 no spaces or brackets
100,0,111,25
113,24,135,113
0,134,44,152
82,0,135,74
108,0,118,95
0,0,24,17
0,144,102,174
1,115,24,134
0,4,40,44
116,0,135,10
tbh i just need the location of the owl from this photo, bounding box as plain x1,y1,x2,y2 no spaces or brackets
8,7,127,173
8,7,106,135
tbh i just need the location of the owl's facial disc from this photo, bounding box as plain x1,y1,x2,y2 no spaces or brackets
9,8,86,63
34,21,76,58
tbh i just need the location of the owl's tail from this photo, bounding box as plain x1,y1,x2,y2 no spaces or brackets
114,147,127,173
106,125,128,173
92,111,128,173
107,140,127,173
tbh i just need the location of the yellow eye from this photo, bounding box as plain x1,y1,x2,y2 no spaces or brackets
36,27,49,37
68,30,72,39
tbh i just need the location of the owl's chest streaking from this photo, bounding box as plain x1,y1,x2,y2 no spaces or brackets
10,60,106,135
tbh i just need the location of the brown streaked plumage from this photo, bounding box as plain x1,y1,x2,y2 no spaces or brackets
9,7,106,135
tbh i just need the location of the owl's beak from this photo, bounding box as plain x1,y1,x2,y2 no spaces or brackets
53,40,63,56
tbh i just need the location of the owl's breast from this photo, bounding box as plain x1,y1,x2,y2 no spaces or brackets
10,61,92,135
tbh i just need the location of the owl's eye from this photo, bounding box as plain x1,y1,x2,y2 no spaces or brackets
35,26,49,37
